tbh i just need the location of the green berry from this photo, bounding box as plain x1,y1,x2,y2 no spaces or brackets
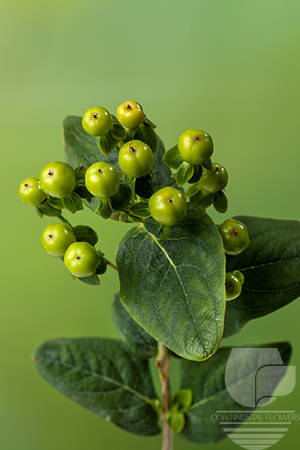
82,106,112,136
64,241,100,278
149,187,186,226
225,272,243,301
200,163,228,193
218,219,250,256
85,162,120,199
117,100,145,129
178,129,213,165
18,177,46,206
118,140,153,178
39,161,76,199
41,223,76,257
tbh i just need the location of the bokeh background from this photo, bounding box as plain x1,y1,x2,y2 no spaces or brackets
1,0,300,448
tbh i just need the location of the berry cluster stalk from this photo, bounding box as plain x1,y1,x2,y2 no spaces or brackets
155,343,173,450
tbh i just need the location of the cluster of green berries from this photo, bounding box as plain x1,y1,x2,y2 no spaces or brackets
19,99,250,294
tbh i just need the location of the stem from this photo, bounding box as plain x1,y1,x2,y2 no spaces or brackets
155,342,173,450
164,178,176,187
104,258,118,272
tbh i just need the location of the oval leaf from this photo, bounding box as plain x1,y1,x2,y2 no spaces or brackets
179,342,292,444
33,338,160,436
112,294,157,359
116,203,226,361
224,216,300,338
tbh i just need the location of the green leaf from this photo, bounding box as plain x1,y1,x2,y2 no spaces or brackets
188,165,202,184
78,273,100,285
190,187,213,209
129,201,151,218
110,115,127,140
202,158,213,171
135,174,154,199
98,132,118,156
175,161,194,187
47,197,64,209
112,294,157,359
185,182,201,199
74,165,86,185
63,116,179,206
73,185,94,200
109,182,132,212
143,117,157,129
33,338,160,436
224,216,300,338
95,255,107,275
172,389,193,412
139,123,158,153
117,203,226,361
144,217,170,240
63,116,119,169
163,145,183,170
213,190,228,213
36,201,62,217
73,225,98,246
167,410,185,434
98,198,113,219
179,342,292,444
62,191,84,214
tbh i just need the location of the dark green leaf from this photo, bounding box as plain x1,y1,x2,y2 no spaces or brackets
224,216,300,338
74,165,86,185
90,197,101,213
109,182,132,211
185,182,201,199
188,165,202,184
78,273,100,285
110,115,126,140
139,123,158,153
62,192,84,214
117,203,226,361
36,201,62,217
190,188,213,209
99,198,112,219
73,225,98,246
163,145,183,170
167,410,185,434
213,190,228,213
33,338,160,436
143,117,157,129
179,342,292,444
135,174,154,199
175,162,194,187
95,254,107,275
144,217,170,240
202,158,213,171
129,201,151,218
172,389,193,412
63,115,119,170
112,294,157,359
47,197,64,209
98,132,118,156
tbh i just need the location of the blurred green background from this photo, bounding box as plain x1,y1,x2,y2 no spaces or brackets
1,0,300,448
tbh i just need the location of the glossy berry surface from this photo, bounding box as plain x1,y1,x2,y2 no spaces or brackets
18,177,46,206
39,161,76,199
118,140,153,178
200,163,228,193
225,272,242,301
85,162,120,199
41,223,76,257
64,241,100,278
117,100,145,129
218,218,250,255
82,106,112,136
149,187,186,226
178,129,213,166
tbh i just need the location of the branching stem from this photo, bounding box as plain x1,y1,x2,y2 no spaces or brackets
155,342,173,450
